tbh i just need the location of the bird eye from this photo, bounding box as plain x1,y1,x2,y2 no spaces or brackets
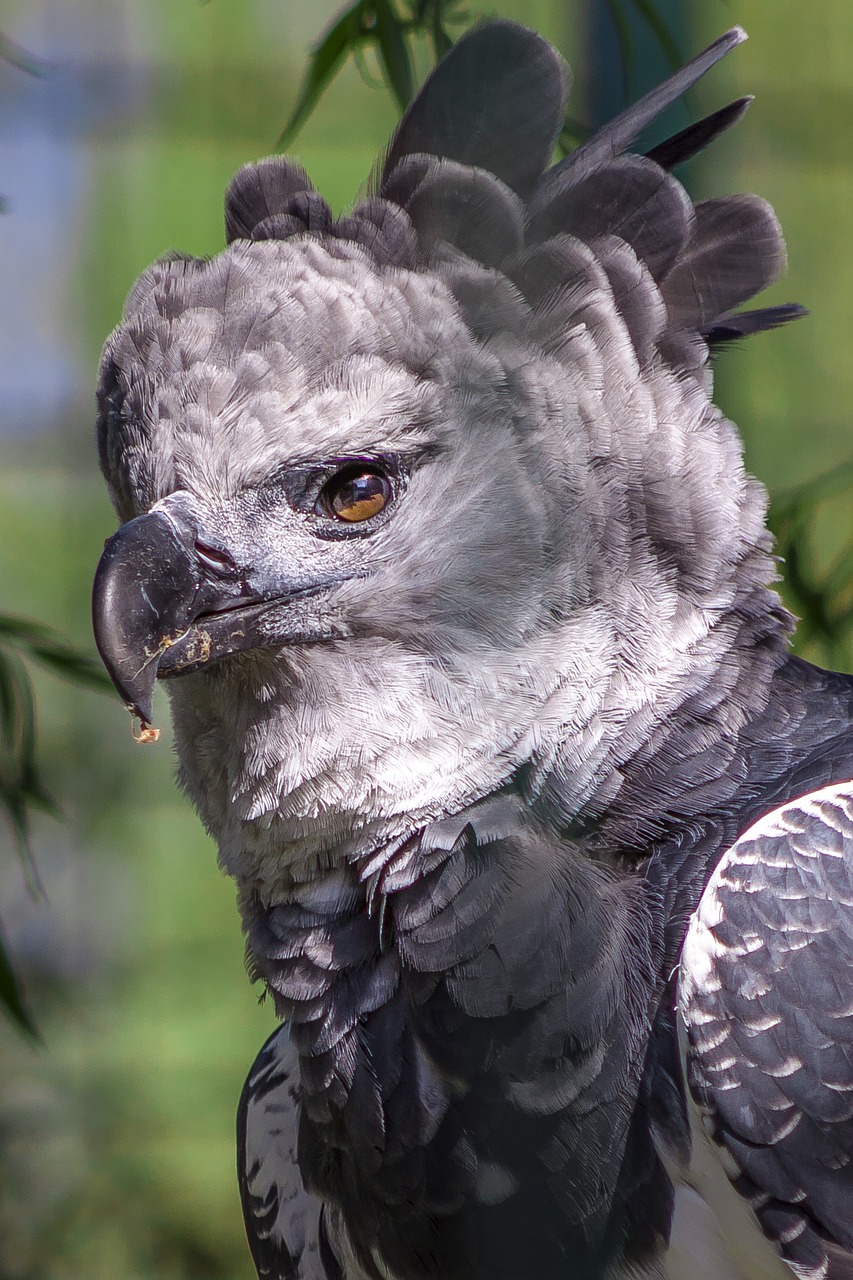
317,466,392,523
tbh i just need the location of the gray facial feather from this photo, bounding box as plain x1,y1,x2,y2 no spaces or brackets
99,175,791,891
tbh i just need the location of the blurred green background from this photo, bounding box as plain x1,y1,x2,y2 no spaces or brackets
0,2,851,1277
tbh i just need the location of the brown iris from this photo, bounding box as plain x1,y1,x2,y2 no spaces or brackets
319,466,392,523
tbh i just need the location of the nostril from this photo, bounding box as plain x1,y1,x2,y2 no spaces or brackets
194,539,238,575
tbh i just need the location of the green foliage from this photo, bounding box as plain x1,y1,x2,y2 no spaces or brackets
0,616,112,697
771,463,853,669
0,29,51,78
0,927,38,1039
0,28,61,1039
277,0,468,148
0,618,111,1036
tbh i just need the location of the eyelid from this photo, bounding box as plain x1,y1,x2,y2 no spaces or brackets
268,455,403,514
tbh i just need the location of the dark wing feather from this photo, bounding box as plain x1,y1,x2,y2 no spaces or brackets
679,781,853,1280
393,159,525,266
645,97,753,171
237,1026,330,1280
526,155,693,281
702,303,808,347
225,158,314,243
660,195,787,331
219,24,801,374
531,26,746,206
380,20,568,200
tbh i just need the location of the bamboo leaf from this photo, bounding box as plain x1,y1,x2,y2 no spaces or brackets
0,648,48,892
825,540,853,600
276,2,366,150
0,924,39,1040
0,647,31,773
771,458,853,517
0,31,52,78
25,645,112,692
410,0,465,26
352,41,386,92
373,0,414,111
0,615,112,692
413,0,464,60
0,649,18,759
429,1,453,60
401,0,459,59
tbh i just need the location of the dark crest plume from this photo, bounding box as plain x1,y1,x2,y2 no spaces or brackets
222,21,804,360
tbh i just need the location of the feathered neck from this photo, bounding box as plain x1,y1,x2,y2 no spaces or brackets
167,551,792,909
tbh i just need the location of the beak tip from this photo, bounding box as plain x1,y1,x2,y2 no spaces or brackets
128,696,154,726
92,510,198,722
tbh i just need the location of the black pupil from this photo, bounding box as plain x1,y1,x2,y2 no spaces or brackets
328,470,388,520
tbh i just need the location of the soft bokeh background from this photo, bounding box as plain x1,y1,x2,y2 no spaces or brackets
1,2,851,1276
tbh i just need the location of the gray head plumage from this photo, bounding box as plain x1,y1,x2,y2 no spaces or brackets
94,21,797,889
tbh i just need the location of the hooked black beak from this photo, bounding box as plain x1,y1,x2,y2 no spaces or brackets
92,511,275,724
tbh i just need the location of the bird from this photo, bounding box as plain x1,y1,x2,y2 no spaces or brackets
91,20,853,1280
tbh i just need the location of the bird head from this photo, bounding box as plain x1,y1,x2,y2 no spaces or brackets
93,22,795,872
93,230,564,719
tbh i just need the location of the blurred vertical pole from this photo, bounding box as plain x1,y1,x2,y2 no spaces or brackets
581,0,687,141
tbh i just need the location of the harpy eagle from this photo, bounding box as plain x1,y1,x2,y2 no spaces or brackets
91,21,853,1280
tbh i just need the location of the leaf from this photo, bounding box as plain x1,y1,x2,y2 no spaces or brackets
0,924,39,1041
825,538,853,600
772,458,853,518
413,0,456,61
768,458,853,666
352,41,386,92
25,645,112,692
0,647,49,892
0,616,111,886
0,646,35,777
626,0,683,72
430,10,453,61
372,0,415,111
0,615,112,692
0,30,52,78
276,2,366,150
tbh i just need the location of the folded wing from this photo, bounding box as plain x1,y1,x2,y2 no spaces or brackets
679,782,853,1280
238,1027,333,1280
